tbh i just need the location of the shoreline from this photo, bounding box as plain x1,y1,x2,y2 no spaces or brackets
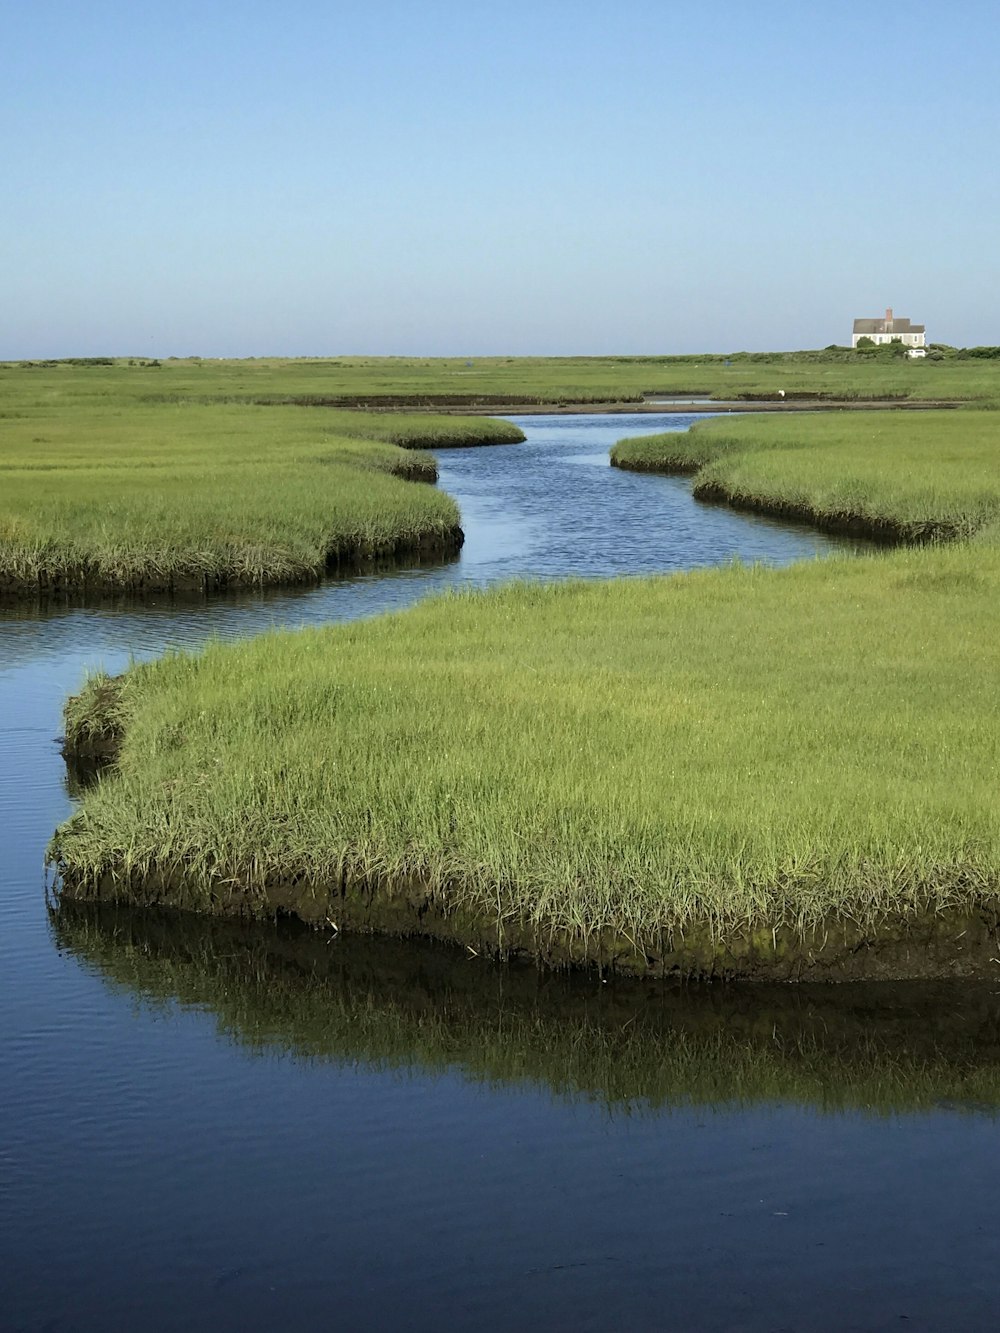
53,713,1000,985
0,525,464,604
691,483,953,545
51,843,1000,983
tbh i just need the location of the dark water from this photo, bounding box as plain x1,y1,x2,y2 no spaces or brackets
3,415,998,1332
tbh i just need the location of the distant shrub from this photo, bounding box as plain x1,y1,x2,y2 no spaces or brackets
855,338,909,359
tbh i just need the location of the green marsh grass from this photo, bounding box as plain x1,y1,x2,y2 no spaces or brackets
52,545,1000,962
0,403,523,594
612,410,1000,542
3,353,1000,413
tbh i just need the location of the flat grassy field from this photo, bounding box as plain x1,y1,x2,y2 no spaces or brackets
0,402,523,595
53,540,1000,976
4,352,1000,409
611,410,1000,543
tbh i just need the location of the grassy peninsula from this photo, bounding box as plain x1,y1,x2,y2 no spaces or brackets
611,410,1000,544
0,402,523,596
53,538,1000,979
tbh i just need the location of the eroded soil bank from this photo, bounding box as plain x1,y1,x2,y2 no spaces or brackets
461,397,967,416
690,483,944,544
52,846,1000,983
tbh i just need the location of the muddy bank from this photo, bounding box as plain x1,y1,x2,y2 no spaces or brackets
0,524,463,604
611,453,702,476
267,394,968,416
610,440,956,544
253,393,599,410
50,849,1000,983
463,398,968,417
691,481,952,545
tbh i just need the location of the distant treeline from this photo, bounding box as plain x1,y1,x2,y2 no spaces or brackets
1,357,162,369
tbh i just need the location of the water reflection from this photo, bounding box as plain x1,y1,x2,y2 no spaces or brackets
53,902,1000,1117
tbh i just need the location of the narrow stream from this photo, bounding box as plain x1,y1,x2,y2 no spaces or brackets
3,414,998,1332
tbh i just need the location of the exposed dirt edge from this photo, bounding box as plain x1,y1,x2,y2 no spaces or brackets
611,451,959,544
463,399,969,417
383,456,439,482
49,858,1000,983
610,454,701,476
692,481,953,545
244,395,969,415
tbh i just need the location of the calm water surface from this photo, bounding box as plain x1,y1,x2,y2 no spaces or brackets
3,415,999,1332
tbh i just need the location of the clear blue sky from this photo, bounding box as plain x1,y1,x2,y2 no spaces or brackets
4,0,998,357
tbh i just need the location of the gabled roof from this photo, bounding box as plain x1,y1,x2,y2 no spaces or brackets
853,317,925,334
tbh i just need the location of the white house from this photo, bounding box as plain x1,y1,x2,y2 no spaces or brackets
852,307,926,349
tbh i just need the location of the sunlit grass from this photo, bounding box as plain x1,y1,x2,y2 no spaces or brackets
3,353,999,411
41,381,1000,973
612,410,1000,542
52,545,1000,956
0,403,523,592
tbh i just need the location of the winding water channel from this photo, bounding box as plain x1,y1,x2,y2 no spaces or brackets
3,413,999,1331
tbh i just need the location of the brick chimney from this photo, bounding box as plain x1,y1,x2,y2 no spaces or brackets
885,306,894,329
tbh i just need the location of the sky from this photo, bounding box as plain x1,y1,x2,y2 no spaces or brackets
3,0,998,357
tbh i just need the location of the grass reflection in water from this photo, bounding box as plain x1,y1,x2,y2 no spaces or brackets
52,902,1000,1118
